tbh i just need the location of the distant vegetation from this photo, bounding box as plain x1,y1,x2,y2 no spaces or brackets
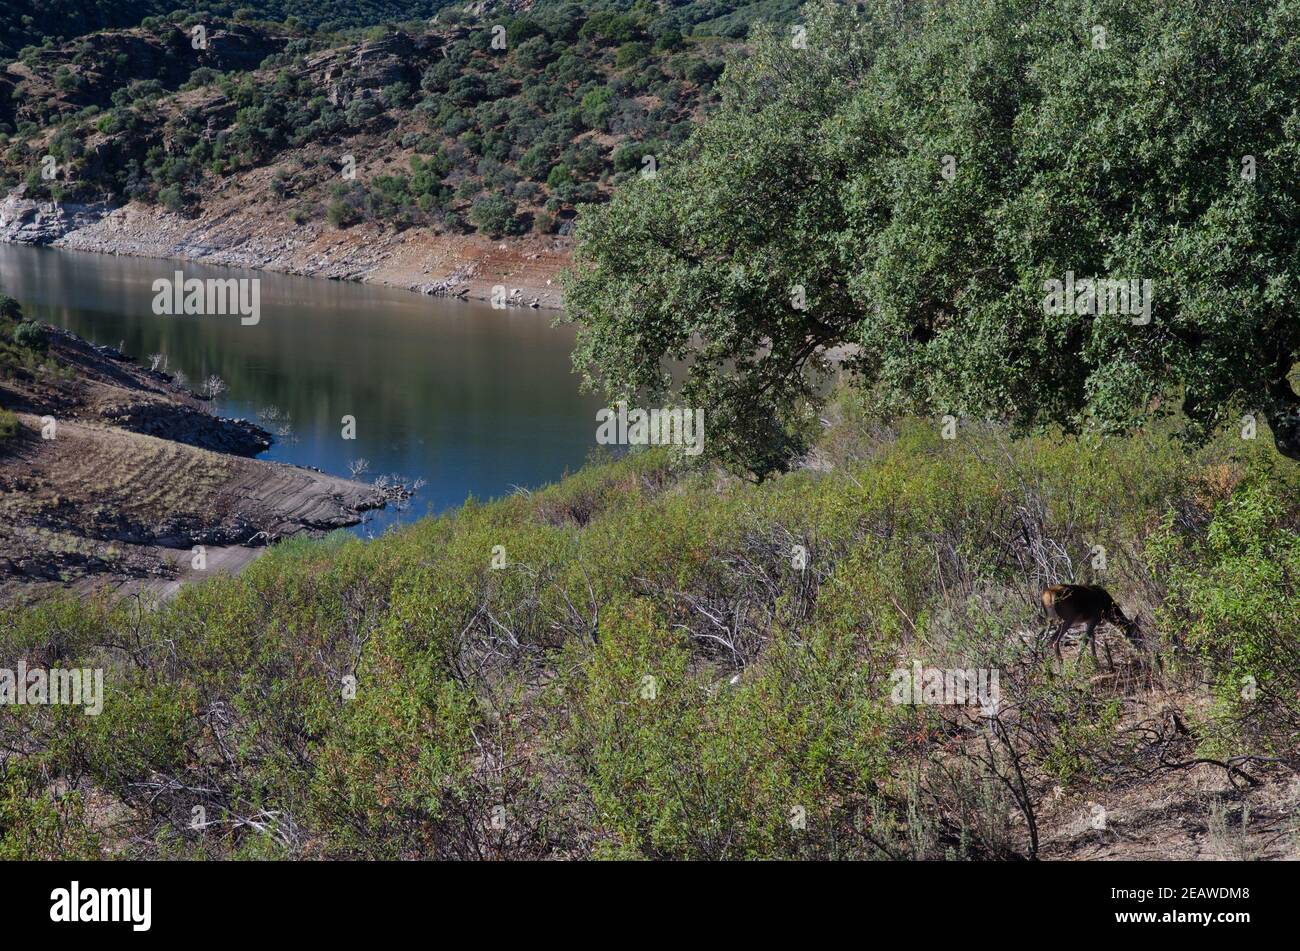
0,1,800,61
0,1,456,59
0,294,53,443
0,6,747,239
0,294,51,383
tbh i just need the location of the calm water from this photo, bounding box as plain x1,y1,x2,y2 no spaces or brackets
0,243,603,533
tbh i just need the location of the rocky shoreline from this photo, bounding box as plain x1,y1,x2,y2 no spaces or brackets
0,324,384,602
0,189,571,310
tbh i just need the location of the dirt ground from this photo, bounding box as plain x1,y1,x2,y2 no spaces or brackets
0,329,382,603
1038,765,1299,860
1009,636,1299,861
54,193,573,309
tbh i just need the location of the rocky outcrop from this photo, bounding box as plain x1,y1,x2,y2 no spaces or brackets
308,31,426,107
0,190,115,244
0,326,382,600
97,401,272,456
22,327,275,457
2,23,291,125
14,193,571,309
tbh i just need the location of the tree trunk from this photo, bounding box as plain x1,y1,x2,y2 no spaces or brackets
1266,376,1300,462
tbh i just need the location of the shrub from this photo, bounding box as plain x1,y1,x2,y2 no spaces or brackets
545,164,572,190
1151,471,1300,756
616,42,651,68
468,194,519,237
379,82,412,109
157,184,184,212
13,321,46,351
654,29,685,53
579,87,612,130
326,200,358,228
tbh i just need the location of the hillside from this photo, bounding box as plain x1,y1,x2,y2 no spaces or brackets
0,2,456,60
3,0,1298,869
2,396,1297,859
0,10,739,302
0,1,802,61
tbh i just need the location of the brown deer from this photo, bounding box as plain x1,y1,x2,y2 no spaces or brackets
1040,584,1146,668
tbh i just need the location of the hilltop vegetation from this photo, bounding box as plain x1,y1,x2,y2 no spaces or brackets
0,1,810,250
0,7,739,240
0,2,454,60
0,1,800,61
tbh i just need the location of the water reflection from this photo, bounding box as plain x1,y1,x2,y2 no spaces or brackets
0,244,602,533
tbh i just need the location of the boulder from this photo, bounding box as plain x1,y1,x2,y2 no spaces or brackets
0,187,114,244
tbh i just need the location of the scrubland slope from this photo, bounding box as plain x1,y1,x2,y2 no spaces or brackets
3,397,1296,859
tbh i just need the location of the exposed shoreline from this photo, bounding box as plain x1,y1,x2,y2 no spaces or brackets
0,190,572,603
0,326,385,604
0,192,571,310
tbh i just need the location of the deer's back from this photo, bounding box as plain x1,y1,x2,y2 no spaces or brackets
1042,584,1114,622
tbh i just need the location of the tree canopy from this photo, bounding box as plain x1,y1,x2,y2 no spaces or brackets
565,0,1300,476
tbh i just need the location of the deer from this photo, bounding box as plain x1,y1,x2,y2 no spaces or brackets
1040,584,1148,669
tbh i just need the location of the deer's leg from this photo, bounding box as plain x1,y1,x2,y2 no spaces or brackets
1084,618,1100,667
1051,621,1069,662
1109,611,1141,670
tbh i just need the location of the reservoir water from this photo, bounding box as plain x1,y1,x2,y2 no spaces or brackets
0,243,603,534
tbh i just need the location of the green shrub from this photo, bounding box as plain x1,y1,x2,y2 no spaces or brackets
1151,470,1300,756
13,321,46,351
545,163,572,190
468,194,519,237
157,184,184,211
1,410,1289,858
615,42,651,68
326,199,358,228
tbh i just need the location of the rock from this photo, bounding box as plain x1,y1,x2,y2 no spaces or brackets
98,400,273,456
314,31,418,106
0,189,115,245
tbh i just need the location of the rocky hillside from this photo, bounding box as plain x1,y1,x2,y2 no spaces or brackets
0,9,738,303
0,20,292,128
5,392,1299,860
0,1,800,61
0,2,458,60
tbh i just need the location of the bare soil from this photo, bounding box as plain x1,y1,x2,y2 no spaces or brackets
0,329,382,603
53,197,573,309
